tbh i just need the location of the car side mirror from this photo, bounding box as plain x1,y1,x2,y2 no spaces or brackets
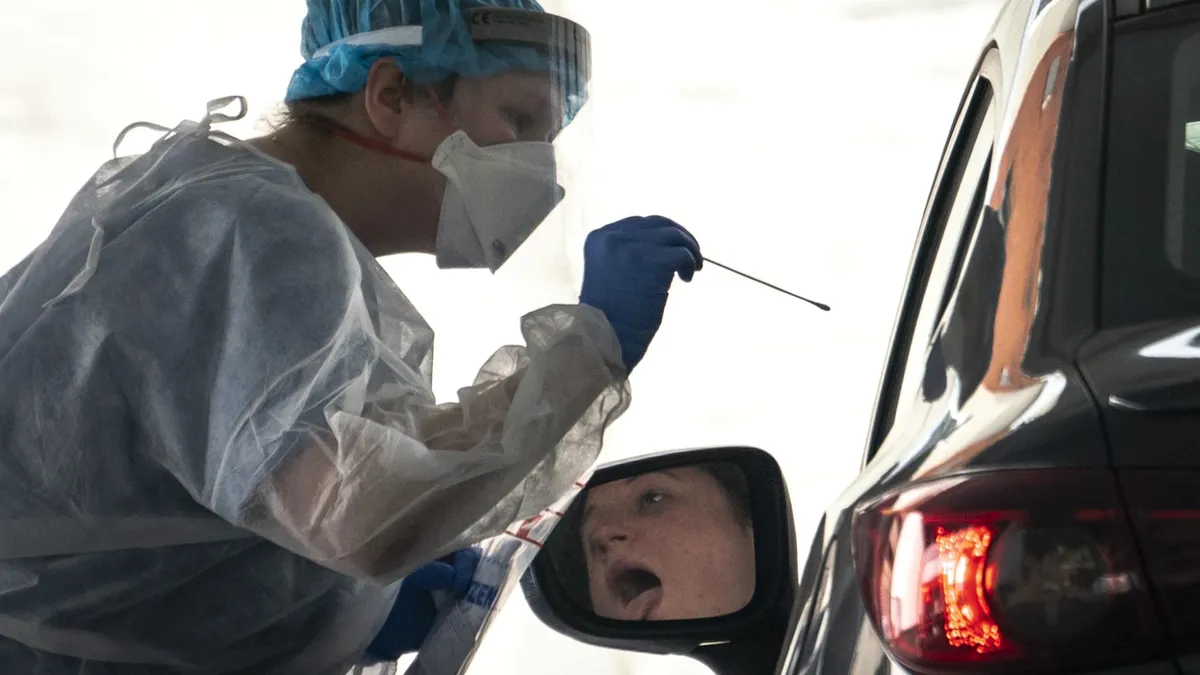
521,447,798,675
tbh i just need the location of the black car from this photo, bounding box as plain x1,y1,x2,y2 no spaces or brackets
521,0,1200,673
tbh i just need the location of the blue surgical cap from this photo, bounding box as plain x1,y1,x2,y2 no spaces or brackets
286,0,587,123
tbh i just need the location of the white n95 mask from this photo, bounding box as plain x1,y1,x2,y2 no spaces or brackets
431,131,566,272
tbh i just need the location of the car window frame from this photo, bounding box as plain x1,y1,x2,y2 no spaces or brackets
864,49,1002,465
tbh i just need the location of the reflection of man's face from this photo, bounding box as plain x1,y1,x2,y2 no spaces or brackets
581,468,756,621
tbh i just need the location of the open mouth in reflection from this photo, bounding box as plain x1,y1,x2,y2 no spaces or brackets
608,564,663,620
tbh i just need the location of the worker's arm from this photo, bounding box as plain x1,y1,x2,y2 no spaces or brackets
255,303,627,584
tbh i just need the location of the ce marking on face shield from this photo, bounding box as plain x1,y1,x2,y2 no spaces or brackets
465,8,577,46
469,11,497,27
467,9,544,30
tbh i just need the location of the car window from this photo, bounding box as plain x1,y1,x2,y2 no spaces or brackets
920,165,995,405
1103,7,1200,327
868,73,997,458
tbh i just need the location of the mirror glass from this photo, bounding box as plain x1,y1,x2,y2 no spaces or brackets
543,461,756,621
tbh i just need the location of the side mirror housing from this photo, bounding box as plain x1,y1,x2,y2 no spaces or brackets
521,446,798,675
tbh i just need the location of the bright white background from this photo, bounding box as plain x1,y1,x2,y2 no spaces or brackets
0,1,1003,672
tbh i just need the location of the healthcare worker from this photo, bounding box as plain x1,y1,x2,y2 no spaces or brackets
0,0,702,672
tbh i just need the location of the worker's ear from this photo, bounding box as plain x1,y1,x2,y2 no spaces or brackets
521,446,799,675
362,59,413,140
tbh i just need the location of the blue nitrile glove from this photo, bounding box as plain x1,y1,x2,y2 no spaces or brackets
579,216,702,373
362,548,481,664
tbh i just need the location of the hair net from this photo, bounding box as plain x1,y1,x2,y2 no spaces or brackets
286,0,589,124
0,100,628,673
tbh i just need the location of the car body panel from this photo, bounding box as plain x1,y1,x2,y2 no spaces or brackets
1080,321,1200,468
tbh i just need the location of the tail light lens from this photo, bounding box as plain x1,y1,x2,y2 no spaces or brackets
851,469,1166,674
1121,469,1200,658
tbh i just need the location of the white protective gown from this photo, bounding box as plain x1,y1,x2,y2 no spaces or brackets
0,104,630,674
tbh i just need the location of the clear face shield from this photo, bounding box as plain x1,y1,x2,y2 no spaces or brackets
433,7,594,280
384,11,601,675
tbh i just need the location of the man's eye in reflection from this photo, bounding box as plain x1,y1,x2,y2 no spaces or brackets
638,490,667,510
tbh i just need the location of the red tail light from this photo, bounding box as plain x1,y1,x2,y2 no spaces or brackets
851,469,1166,674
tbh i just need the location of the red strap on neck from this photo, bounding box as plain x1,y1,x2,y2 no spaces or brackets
329,124,431,163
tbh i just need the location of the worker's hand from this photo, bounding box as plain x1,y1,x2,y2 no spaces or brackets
580,216,702,373
361,547,481,663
